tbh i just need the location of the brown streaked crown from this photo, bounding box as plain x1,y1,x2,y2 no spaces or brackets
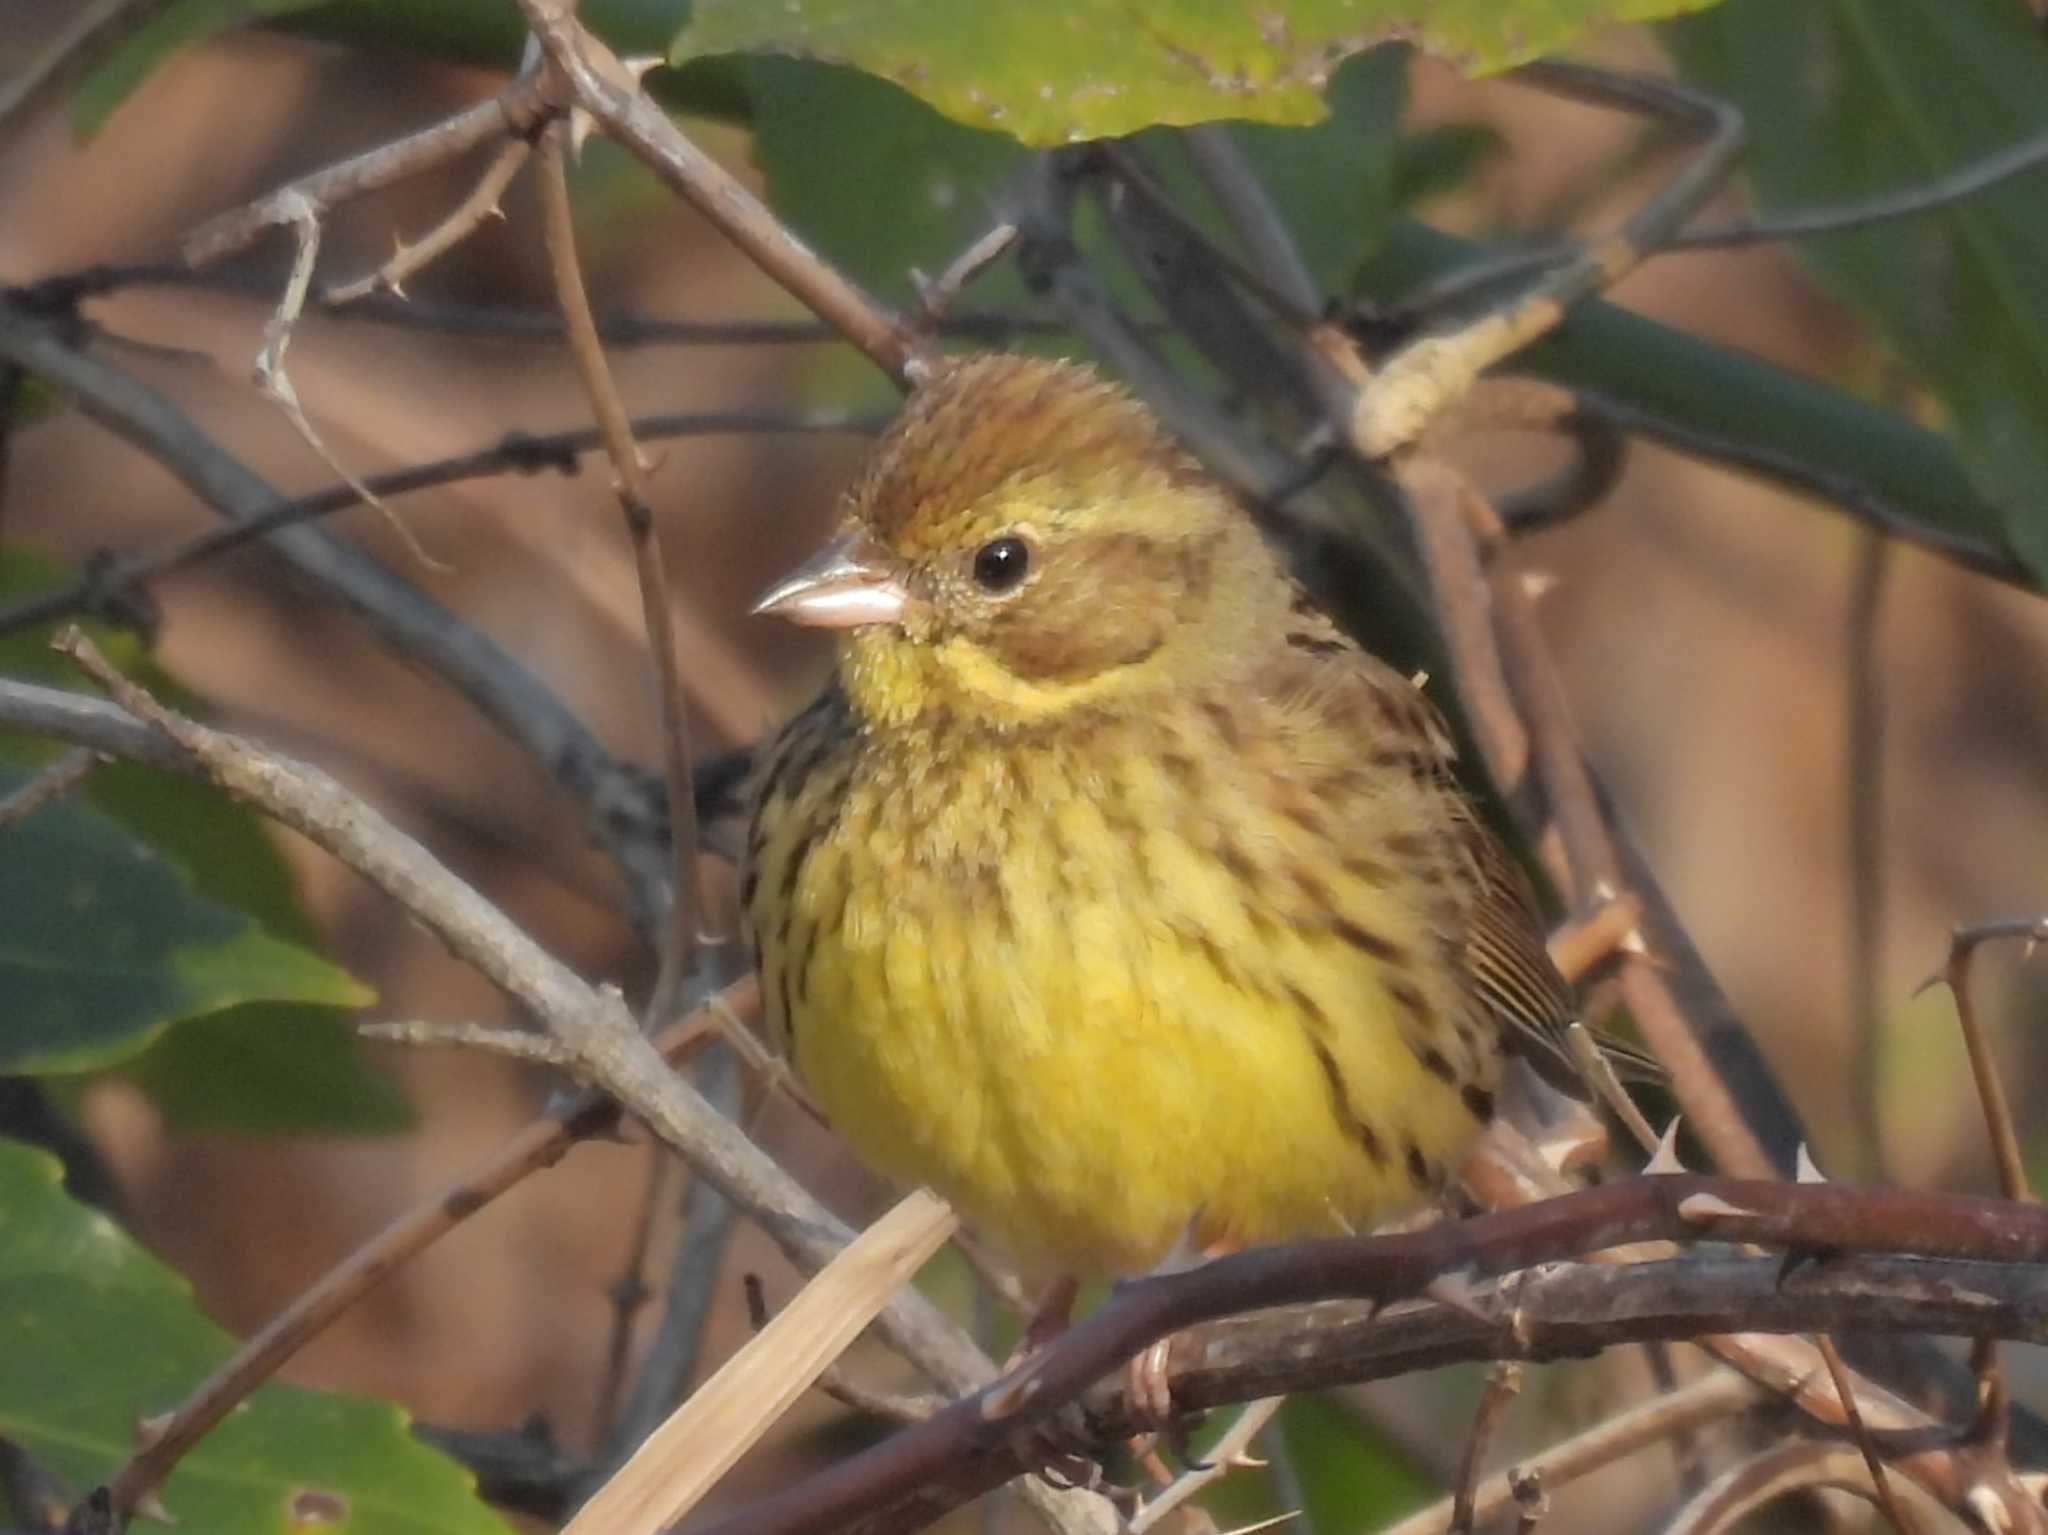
847,353,1214,555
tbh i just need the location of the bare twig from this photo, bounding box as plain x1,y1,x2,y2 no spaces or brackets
593,1148,674,1435
1450,1364,1524,1535
1379,1372,1760,1535
0,747,99,830
536,121,701,1008
912,222,1021,328
0,406,878,640
325,139,534,306
1815,1334,1917,1535
180,82,555,268
1924,919,2045,1205
1126,1398,1283,1535
593,1047,748,1482
357,1019,576,1066
1660,1441,1967,1535
1846,533,1893,1179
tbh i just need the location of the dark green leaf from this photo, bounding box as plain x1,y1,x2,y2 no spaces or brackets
0,1138,511,1535
0,552,403,1132
1665,0,2048,582
0,768,371,1075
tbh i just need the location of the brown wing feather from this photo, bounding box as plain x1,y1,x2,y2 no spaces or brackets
1272,584,1662,1095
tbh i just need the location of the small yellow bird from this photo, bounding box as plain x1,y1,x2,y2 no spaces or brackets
744,353,1641,1282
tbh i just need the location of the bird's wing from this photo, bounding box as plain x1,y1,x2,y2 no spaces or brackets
1263,587,1663,1096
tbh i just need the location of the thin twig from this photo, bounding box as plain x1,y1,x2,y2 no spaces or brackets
1126,1398,1283,1535
1450,1364,1524,1535
181,82,556,268
1379,1371,1759,1535
0,406,878,640
325,139,534,306
1846,533,1892,1178
536,121,701,1010
1815,1334,1918,1535
593,1147,675,1435
0,747,99,830
1925,920,2045,1205
592,1047,748,1483
1660,1441,1968,1535
357,1019,576,1066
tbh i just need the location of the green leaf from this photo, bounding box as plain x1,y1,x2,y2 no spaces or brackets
673,0,1728,145
1665,0,2048,583
0,551,406,1131
0,1139,512,1535
0,768,371,1076
73,0,329,141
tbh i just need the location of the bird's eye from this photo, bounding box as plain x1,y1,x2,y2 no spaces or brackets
971,535,1031,593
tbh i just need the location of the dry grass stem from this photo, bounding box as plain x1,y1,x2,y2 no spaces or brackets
562,1191,960,1535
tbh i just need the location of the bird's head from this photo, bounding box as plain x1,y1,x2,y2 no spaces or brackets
752,354,1275,731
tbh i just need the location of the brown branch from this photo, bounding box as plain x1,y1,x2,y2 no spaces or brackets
1928,919,2045,1205
1450,1364,1523,1535
514,0,920,385
536,121,701,1005
694,1177,2048,1535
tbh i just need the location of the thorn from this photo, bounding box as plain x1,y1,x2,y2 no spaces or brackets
1676,1192,1755,1222
133,1491,177,1525
387,276,407,300
1223,1513,1300,1535
1424,1268,1492,1323
134,1411,173,1450
1225,1450,1269,1470
1589,877,1619,903
1795,1143,1828,1183
1520,570,1559,600
620,54,664,84
1643,1118,1687,1175
1617,926,1649,956
569,106,598,159
1409,668,1431,690
1910,970,1945,1000
980,1365,1042,1421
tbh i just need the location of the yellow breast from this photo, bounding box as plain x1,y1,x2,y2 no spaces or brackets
748,690,1495,1278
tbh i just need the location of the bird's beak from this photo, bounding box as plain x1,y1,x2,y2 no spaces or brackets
750,528,910,629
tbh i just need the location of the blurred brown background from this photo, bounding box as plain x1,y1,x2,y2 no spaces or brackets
4,13,2045,1528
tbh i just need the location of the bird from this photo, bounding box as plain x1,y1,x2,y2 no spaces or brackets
742,351,1650,1286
